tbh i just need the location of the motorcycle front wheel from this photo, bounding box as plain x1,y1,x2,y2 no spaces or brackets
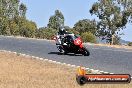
82,47,90,56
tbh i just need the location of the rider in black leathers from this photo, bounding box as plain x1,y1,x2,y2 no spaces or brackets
56,26,68,45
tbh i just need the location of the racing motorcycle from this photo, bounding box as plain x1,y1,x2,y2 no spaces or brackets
54,33,90,56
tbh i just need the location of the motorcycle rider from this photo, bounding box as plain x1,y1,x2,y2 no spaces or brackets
56,25,77,53
56,26,68,45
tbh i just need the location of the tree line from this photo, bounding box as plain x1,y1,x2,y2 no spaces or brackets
0,0,132,44
0,0,37,37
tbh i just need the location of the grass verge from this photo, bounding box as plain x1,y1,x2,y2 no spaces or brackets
0,51,131,88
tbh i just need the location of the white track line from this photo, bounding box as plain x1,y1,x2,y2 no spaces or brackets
0,49,117,75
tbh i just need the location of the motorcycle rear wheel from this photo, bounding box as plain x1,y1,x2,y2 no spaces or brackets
57,46,68,55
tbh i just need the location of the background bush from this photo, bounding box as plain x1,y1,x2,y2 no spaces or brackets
128,42,132,46
81,32,97,43
36,28,57,39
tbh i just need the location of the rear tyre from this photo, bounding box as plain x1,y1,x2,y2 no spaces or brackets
57,46,66,55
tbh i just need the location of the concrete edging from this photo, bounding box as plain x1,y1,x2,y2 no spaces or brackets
0,50,114,74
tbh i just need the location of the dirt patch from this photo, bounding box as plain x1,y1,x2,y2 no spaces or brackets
93,44,132,50
0,51,131,88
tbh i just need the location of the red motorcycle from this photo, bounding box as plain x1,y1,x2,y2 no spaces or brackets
55,34,90,56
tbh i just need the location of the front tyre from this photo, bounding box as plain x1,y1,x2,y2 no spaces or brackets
82,47,90,56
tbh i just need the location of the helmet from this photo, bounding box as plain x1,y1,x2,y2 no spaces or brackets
59,26,65,32
60,27,65,31
58,26,67,35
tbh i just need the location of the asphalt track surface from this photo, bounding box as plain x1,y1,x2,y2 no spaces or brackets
0,36,132,75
